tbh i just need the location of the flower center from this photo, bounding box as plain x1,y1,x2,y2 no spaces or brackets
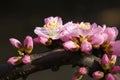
44,19,58,30
77,22,90,30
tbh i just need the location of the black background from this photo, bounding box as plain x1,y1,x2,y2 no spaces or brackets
0,0,120,80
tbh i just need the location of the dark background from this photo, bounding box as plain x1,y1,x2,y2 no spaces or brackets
0,0,120,80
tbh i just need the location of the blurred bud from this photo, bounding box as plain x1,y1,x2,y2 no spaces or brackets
78,67,87,75
92,71,104,79
110,41,120,56
72,75,78,80
105,73,115,80
111,66,120,74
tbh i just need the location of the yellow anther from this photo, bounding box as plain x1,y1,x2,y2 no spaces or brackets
77,22,90,30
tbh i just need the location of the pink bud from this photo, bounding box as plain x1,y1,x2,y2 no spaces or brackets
72,75,78,80
111,66,120,73
7,56,21,65
78,67,87,75
81,40,92,53
22,55,31,64
33,36,49,45
63,41,79,51
24,36,33,49
9,38,22,48
109,55,117,66
92,71,104,79
101,54,109,65
105,73,115,80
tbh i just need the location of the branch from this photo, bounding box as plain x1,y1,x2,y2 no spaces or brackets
0,48,119,80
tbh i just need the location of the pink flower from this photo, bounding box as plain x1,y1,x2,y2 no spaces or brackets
105,73,115,80
111,66,120,74
7,56,21,65
104,27,118,42
110,41,120,56
63,41,80,51
92,71,104,79
60,22,78,41
81,40,92,53
9,38,22,49
24,36,33,49
78,67,87,75
101,54,109,65
34,16,63,40
91,33,105,46
22,55,31,64
33,36,50,45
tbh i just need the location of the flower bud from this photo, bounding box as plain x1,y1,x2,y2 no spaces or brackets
34,36,51,45
63,41,80,51
81,40,92,53
101,54,110,70
9,38,22,49
7,56,22,65
22,55,31,64
92,71,104,79
105,73,115,80
109,55,117,66
78,67,87,75
24,36,33,49
111,66,120,74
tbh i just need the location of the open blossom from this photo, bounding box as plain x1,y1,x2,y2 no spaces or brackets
90,33,106,47
9,36,33,55
63,41,80,51
110,41,120,56
59,22,78,41
104,27,118,42
34,16,63,40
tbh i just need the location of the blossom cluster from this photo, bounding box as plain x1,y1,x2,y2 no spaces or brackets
8,16,120,80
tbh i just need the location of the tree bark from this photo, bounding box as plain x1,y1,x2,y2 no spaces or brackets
0,48,119,80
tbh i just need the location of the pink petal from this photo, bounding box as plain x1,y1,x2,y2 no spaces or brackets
22,55,31,64
9,38,22,48
63,41,79,51
81,40,92,53
24,36,33,49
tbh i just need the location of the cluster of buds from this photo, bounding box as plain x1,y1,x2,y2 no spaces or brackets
8,16,120,79
34,16,120,56
8,36,33,65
